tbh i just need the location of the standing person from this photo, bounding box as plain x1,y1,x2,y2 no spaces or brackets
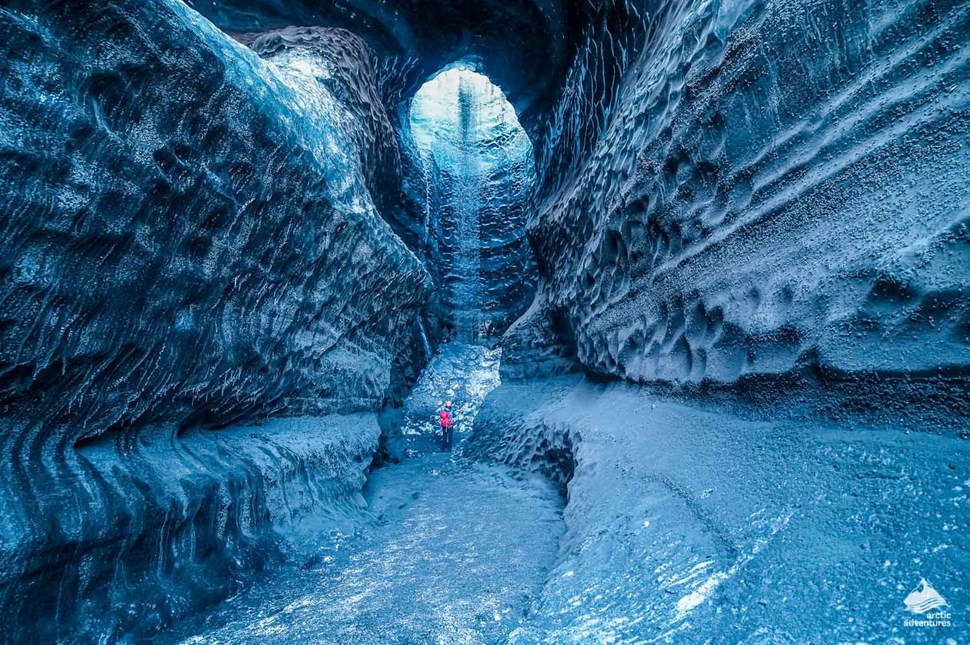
439,401,454,451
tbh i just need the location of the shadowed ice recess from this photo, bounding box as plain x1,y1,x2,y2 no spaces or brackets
0,0,967,642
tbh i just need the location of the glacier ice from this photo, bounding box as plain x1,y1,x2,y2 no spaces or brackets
0,0,967,641
511,0,970,432
0,0,427,638
467,376,970,642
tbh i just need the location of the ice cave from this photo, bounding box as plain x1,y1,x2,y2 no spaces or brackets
0,0,967,642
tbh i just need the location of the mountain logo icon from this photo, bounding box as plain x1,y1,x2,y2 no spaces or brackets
903,579,948,614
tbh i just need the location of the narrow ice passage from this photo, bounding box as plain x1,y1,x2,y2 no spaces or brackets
166,344,565,644
3,2,968,641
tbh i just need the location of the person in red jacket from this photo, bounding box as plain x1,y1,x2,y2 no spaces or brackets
439,400,454,451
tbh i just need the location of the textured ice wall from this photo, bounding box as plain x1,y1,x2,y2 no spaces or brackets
0,0,428,636
509,0,970,424
3,416,380,641
236,25,443,403
0,0,429,436
238,26,403,220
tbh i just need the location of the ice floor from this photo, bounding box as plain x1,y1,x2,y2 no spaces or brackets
468,376,970,643
165,344,564,644
163,347,968,643
168,455,563,644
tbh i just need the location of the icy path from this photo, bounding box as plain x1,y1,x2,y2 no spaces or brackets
167,344,564,644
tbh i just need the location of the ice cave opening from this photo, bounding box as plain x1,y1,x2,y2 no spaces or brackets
408,65,537,341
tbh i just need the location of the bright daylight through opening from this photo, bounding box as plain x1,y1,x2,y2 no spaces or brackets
409,66,536,341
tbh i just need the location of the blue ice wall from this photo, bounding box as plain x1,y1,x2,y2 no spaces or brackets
505,0,970,427
0,0,428,637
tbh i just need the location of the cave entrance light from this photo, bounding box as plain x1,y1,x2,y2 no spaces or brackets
409,65,536,341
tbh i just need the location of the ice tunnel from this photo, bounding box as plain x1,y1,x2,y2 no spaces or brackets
0,0,967,642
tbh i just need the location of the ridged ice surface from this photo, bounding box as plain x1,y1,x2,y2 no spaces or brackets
0,0,427,637
0,1,430,435
9,415,380,641
468,377,970,642
510,0,970,424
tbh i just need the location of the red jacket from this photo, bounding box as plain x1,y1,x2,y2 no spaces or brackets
439,409,454,428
